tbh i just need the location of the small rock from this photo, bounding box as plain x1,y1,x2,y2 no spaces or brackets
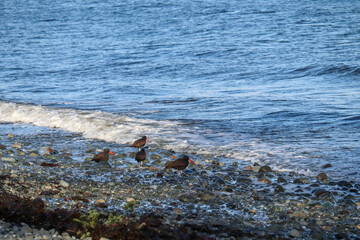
322,163,332,168
294,178,310,184
245,165,253,170
173,207,181,215
290,211,307,219
337,180,353,188
259,166,272,172
258,177,272,184
335,232,347,239
150,154,162,160
1,157,16,162
236,177,252,184
149,166,159,172
289,229,301,238
16,149,25,155
0,144,6,150
313,188,331,198
316,172,327,181
252,166,260,172
201,192,216,202
277,176,288,183
30,152,38,157
11,142,22,149
274,185,285,193
152,159,163,166
311,228,325,240
8,133,14,138
59,180,70,188
322,201,333,210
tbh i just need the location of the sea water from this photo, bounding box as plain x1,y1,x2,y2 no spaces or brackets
1,0,359,181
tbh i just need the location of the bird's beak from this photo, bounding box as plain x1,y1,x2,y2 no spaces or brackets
189,159,195,165
146,138,150,142
109,151,115,155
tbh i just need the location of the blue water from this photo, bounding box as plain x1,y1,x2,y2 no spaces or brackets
1,0,360,180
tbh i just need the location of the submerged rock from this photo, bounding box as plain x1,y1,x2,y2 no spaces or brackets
316,173,327,181
259,166,272,172
294,178,310,184
337,181,353,188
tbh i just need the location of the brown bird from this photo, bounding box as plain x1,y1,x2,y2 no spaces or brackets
135,148,146,168
164,155,195,176
131,136,150,151
92,149,115,163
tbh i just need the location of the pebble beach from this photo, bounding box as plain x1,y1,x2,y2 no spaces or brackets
0,122,359,240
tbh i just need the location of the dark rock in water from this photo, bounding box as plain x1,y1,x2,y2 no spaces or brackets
223,175,232,181
152,159,163,166
328,181,337,186
349,188,358,193
214,177,226,185
316,173,328,181
335,232,347,239
294,178,311,184
277,176,287,183
156,172,163,178
337,180,353,188
253,162,260,166
311,228,326,240
224,186,234,192
259,166,272,172
343,194,355,200
313,188,331,198
236,177,252,184
274,184,285,193
97,161,112,167
341,199,357,208
127,177,139,184
0,144,6,150
322,163,332,169
257,173,265,179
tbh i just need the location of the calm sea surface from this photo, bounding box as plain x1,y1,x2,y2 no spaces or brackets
1,0,360,180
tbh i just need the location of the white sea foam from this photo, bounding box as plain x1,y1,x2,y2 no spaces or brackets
0,101,332,178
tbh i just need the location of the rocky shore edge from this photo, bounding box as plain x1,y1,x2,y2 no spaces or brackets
0,129,360,239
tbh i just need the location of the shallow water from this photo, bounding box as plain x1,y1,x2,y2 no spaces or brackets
1,0,360,181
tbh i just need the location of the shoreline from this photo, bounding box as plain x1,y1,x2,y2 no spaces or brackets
0,123,359,239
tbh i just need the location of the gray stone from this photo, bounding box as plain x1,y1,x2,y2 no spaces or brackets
59,180,70,188
150,154,162,160
1,157,16,162
201,192,216,202
289,229,301,238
